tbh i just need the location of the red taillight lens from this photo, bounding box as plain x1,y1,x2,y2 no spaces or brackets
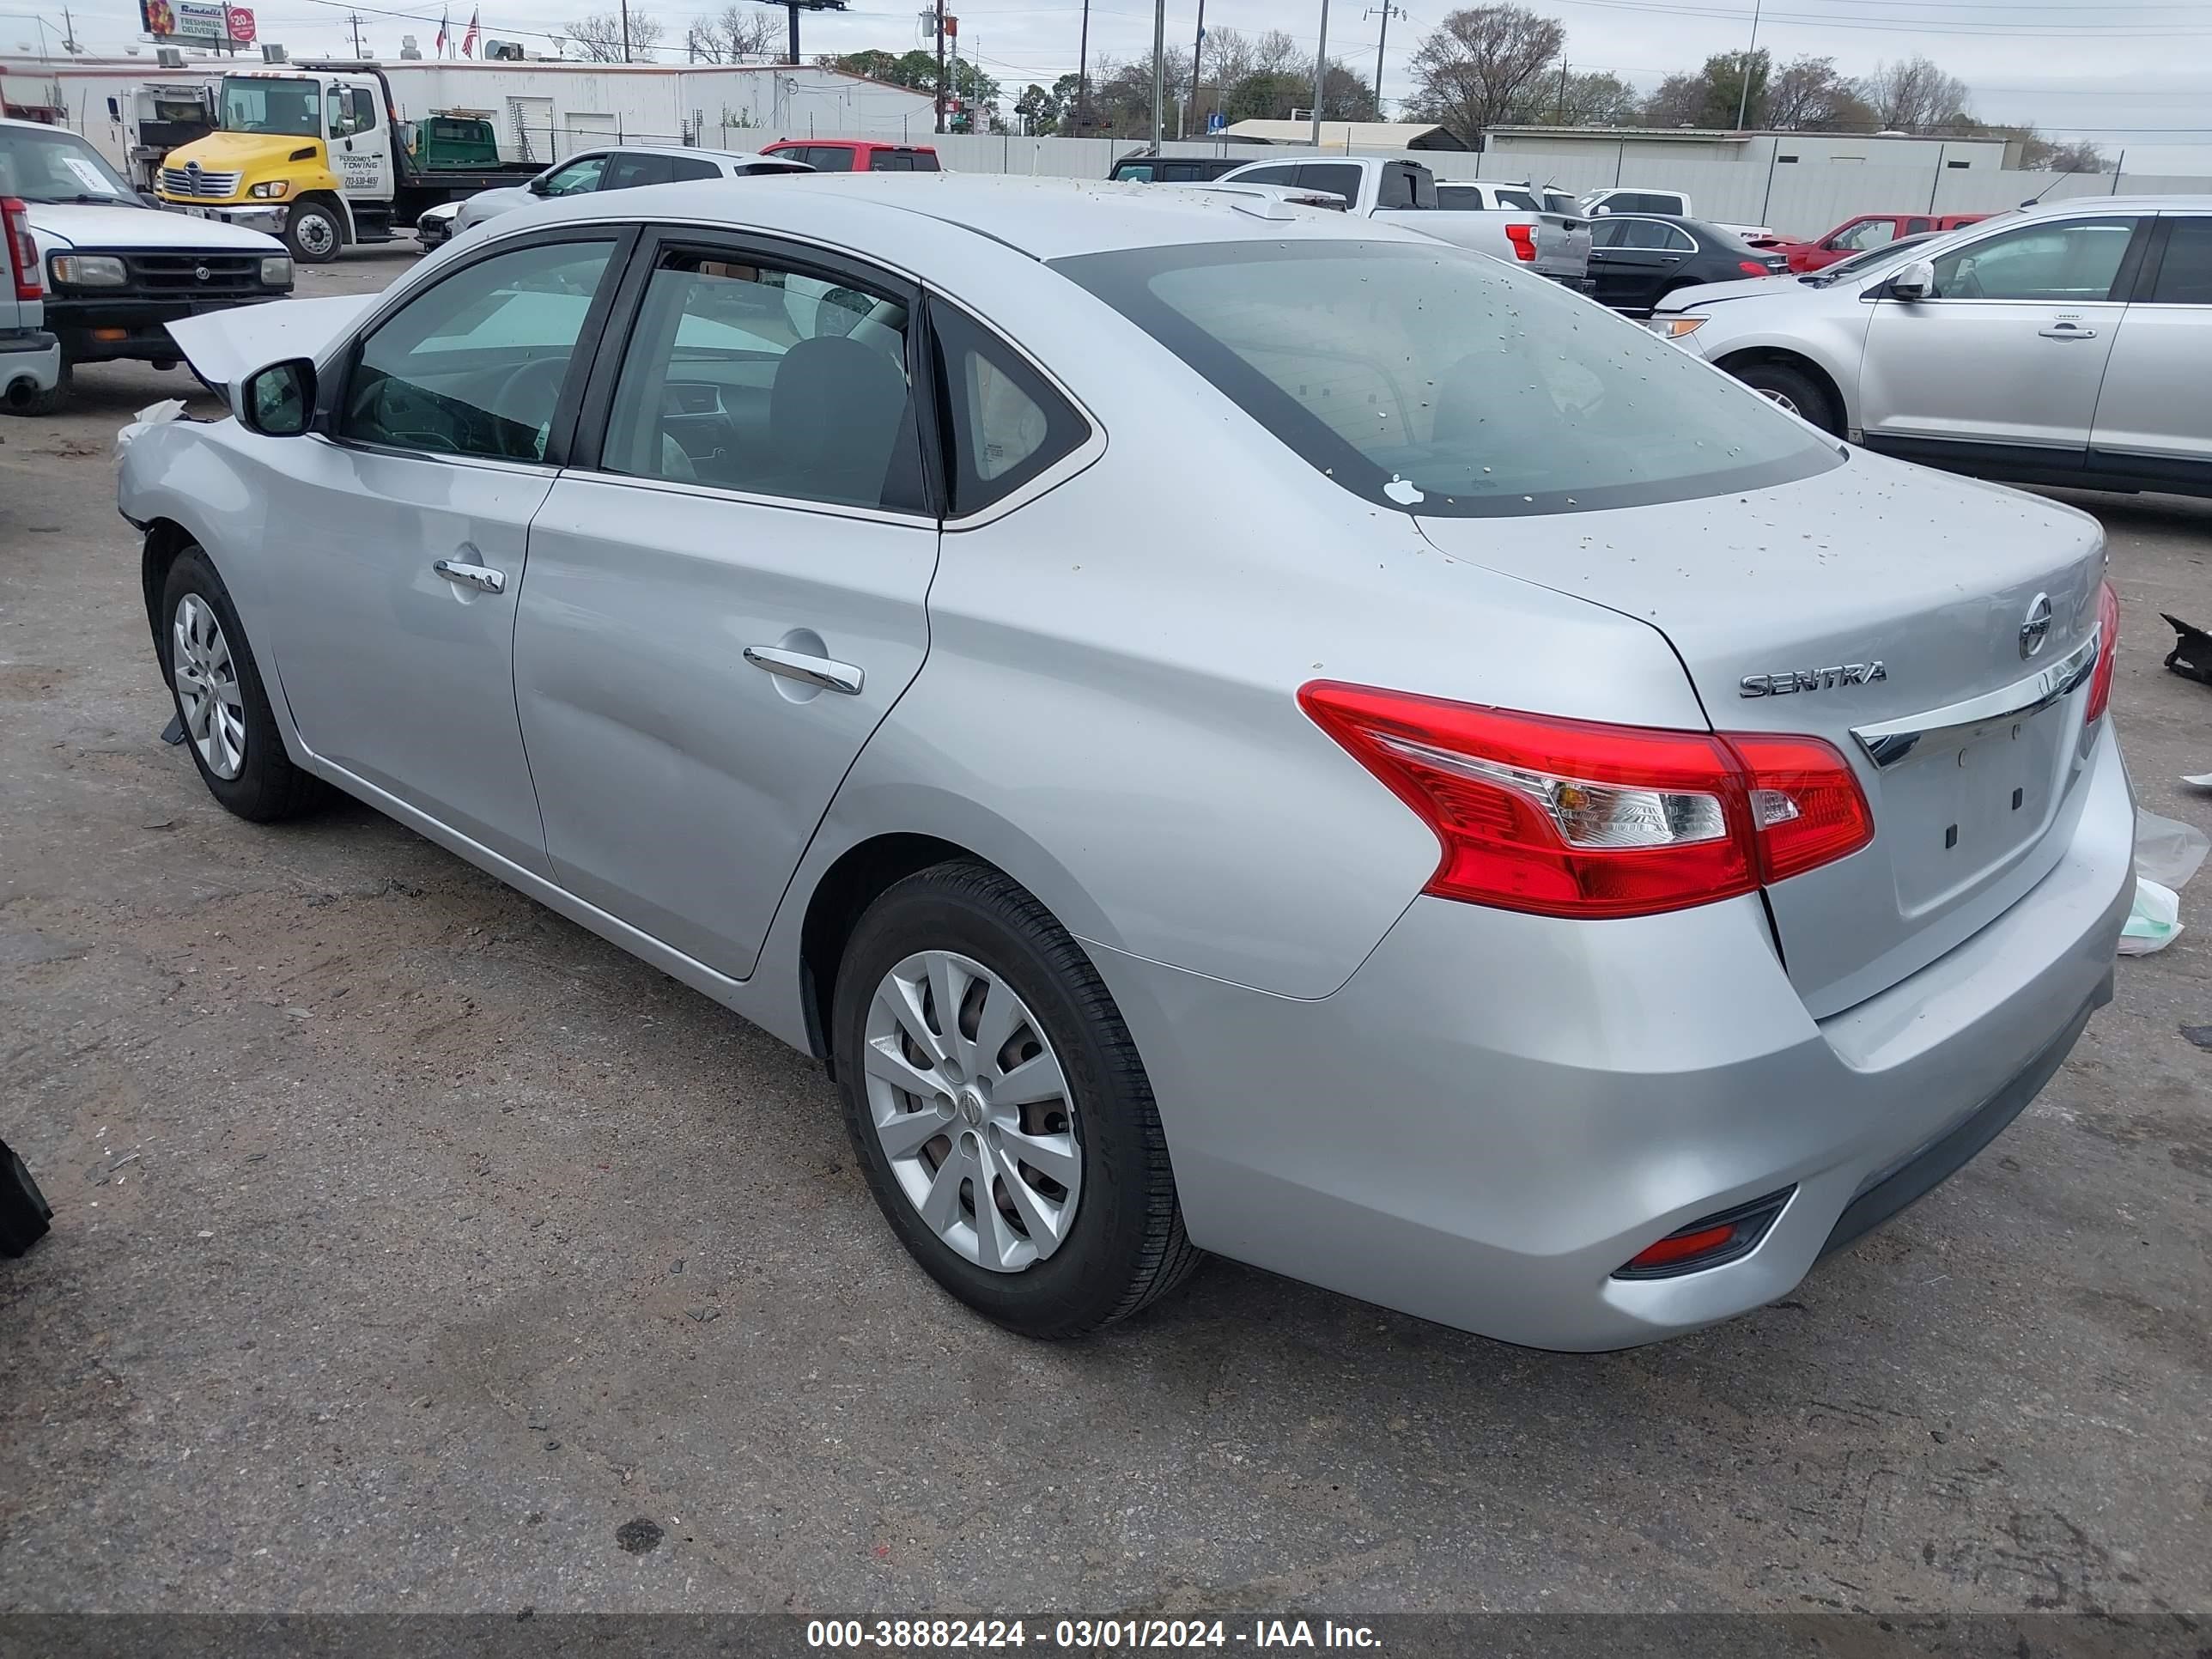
1298,683,1874,919
2,198,40,301
1504,222,1538,262
2085,580,2119,725
1739,259,1772,276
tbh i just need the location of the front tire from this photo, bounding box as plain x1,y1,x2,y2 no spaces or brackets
1729,359,1842,436
161,545,324,822
833,861,1201,1338
284,199,343,264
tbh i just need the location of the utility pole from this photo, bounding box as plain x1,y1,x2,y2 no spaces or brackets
1074,0,1090,137
1554,57,1568,122
1309,0,1329,148
60,3,82,52
1188,0,1204,140
1149,0,1164,149
349,12,365,56
1365,3,1401,121
1733,0,1762,131
619,0,632,61
933,0,948,132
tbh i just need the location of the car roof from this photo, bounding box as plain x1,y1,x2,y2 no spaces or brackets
505,171,1447,260
2013,193,2212,216
769,138,931,150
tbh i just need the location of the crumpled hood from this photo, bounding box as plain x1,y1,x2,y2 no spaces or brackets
164,293,376,392
163,129,319,178
28,201,284,255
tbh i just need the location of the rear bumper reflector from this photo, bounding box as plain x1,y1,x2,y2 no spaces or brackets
1614,1188,1795,1279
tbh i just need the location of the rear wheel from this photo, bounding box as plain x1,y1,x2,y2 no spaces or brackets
833,861,1201,1338
3,356,68,417
284,198,343,263
161,545,325,822
1729,359,1841,436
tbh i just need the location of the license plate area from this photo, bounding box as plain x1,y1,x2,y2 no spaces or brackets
1883,702,2068,914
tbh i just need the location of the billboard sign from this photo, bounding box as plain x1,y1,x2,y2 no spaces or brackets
141,0,254,43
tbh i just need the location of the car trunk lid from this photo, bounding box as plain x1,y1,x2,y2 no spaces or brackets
1412,452,2108,1017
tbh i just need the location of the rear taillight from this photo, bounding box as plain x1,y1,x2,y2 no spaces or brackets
2085,580,2119,725
1297,683,1874,919
1504,222,1538,262
2,198,40,301
1738,260,1771,276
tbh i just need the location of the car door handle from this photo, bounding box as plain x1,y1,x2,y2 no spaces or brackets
744,645,863,696
2039,323,2096,340
434,558,506,594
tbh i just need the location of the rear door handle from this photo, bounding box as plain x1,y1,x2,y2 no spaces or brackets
744,645,863,696
2039,323,2096,340
434,558,505,593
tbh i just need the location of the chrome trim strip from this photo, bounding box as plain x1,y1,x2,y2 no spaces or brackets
1850,629,2099,768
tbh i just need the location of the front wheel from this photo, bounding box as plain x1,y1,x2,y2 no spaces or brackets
1729,359,1842,436
284,199,343,263
161,544,325,821
833,861,1202,1338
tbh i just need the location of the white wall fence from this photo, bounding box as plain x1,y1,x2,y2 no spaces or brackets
743,130,2207,241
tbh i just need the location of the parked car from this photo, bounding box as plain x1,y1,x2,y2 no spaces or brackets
1588,213,1790,312
126,173,2130,1352
1648,196,2212,496
414,197,460,250
1437,180,1579,217
1,193,61,415
1107,151,1253,185
1,116,290,416
1649,232,1946,318
1771,211,1989,274
764,139,939,173
1579,185,1775,245
452,145,812,235
1214,155,1594,289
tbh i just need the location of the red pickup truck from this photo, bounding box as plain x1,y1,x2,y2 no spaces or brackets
1773,211,1988,273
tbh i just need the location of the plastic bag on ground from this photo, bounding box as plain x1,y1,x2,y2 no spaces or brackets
2119,878,2184,956
2135,807,2209,890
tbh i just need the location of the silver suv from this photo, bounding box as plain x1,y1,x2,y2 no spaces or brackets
1650,196,2212,498
0,195,59,413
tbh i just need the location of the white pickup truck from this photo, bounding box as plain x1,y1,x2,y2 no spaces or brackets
1213,155,1594,290
1577,186,1776,246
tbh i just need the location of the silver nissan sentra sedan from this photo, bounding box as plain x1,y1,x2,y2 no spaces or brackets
121,173,2133,1350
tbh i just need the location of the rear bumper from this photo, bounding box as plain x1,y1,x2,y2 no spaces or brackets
1091,719,2134,1350
0,328,61,393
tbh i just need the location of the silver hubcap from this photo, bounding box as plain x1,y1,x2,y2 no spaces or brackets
296,213,336,256
171,592,246,780
1756,387,1800,416
863,950,1081,1273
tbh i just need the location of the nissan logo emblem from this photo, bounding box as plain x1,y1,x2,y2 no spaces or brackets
2020,592,2054,659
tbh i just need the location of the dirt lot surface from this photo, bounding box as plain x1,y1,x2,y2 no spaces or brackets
2,246,2209,1618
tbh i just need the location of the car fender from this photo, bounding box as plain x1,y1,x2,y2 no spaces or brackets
1680,302,1875,434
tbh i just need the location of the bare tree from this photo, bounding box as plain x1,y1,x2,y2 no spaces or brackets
1859,56,1972,131
688,3,775,61
1513,66,1637,125
568,9,665,59
1405,6,1566,143
1764,55,1874,131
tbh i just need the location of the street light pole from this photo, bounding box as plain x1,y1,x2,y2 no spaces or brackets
1150,0,1165,149
1188,0,1205,141
1074,0,1091,137
1733,0,1762,131
1309,0,1329,148
934,0,948,132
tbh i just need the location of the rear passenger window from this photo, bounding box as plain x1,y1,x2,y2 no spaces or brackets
598,247,924,512
806,145,856,172
931,304,1090,516
1375,167,1420,210
601,153,672,191
1230,164,1301,188
1494,188,1538,210
666,155,722,183
1305,164,1365,207
2148,218,2212,304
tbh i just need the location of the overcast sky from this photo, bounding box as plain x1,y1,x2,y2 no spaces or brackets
9,0,2212,169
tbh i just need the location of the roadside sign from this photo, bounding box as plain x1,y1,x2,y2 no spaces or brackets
1206,110,1224,133
227,6,257,41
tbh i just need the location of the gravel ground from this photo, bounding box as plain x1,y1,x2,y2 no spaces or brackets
1,245,2208,1619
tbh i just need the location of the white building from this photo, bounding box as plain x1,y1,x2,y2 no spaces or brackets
1,53,937,171
1481,125,2020,173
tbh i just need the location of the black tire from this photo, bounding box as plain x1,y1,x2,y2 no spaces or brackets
833,861,1202,1338
284,199,344,264
160,544,325,823
1729,359,1842,436
0,1138,52,1257
3,356,69,417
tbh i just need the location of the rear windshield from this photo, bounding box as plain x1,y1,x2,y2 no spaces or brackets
1054,240,1839,518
